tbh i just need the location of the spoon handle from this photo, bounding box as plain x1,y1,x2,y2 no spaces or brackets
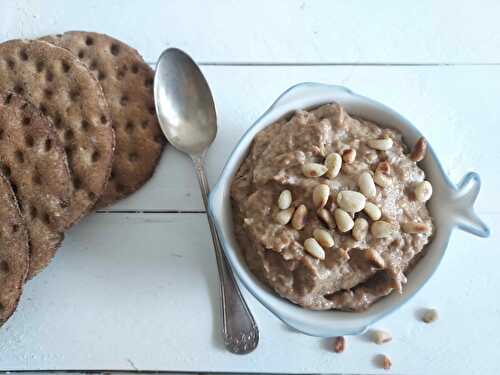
192,155,259,354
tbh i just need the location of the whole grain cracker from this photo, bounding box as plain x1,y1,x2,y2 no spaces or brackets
42,31,166,207
0,92,72,278
0,39,114,226
0,172,29,327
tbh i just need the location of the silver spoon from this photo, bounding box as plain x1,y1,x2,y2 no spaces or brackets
154,48,259,354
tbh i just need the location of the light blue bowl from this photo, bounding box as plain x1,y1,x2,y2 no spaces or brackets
208,83,490,337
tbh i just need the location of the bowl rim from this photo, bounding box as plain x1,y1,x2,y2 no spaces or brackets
208,82,486,336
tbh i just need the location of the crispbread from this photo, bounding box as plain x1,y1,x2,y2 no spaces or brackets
0,39,114,226
42,31,166,207
0,92,72,278
0,172,29,327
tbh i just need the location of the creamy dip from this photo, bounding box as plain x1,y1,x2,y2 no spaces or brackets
231,103,433,311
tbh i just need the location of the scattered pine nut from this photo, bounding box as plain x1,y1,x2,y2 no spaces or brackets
372,329,392,345
422,308,439,323
317,208,336,229
291,204,307,230
325,152,342,178
415,180,433,202
278,189,292,209
410,137,427,162
352,217,368,241
334,208,354,232
368,138,393,150
304,238,326,260
313,184,330,209
275,207,295,225
337,190,366,213
342,148,356,163
333,336,345,353
303,162,328,177
382,355,392,370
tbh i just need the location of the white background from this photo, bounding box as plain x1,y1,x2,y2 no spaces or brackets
0,1,499,374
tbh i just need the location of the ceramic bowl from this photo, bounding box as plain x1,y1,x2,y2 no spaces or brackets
208,83,490,337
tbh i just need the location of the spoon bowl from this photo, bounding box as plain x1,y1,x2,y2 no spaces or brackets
154,48,217,156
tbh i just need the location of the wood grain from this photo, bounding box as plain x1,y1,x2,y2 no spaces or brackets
104,65,500,214
0,212,498,374
2,0,500,64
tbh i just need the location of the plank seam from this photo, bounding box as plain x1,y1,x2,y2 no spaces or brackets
147,62,500,67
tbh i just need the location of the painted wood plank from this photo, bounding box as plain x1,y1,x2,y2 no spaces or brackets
103,65,500,215
0,212,498,374
2,0,500,64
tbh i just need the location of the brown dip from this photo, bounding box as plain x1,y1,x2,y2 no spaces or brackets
230,103,433,311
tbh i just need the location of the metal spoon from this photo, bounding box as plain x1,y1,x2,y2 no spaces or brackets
154,48,259,354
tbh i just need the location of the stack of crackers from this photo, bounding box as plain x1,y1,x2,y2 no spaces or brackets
0,32,166,327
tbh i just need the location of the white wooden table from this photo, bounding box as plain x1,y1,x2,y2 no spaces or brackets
1,1,499,374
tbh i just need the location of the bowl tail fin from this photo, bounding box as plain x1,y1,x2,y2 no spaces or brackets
451,172,490,238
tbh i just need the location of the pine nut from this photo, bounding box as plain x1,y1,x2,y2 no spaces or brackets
422,308,438,323
291,204,308,230
342,148,356,164
373,160,392,187
316,142,327,157
334,208,354,232
313,184,330,209
371,221,394,238
317,208,336,229
367,137,393,151
402,222,432,234
365,248,386,269
364,201,382,220
325,152,342,178
352,217,368,241
415,180,432,202
313,228,334,248
377,161,391,174
304,238,326,260
243,218,254,226
336,190,366,213
366,151,378,163
382,355,392,370
275,207,295,225
303,162,328,177
410,137,427,162
372,330,392,345
333,336,345,353
374,161,392,187
374,171,391,187
358,171,376,198
278,189,292,209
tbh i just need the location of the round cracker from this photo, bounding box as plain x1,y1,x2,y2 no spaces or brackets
42,31,166,207
0,92,72,278
0,172,29,327
0,39,114,226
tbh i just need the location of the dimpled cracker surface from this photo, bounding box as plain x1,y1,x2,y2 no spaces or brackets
0,39,114,226
0,172,29,327
0,93,72,278
42,31,166,207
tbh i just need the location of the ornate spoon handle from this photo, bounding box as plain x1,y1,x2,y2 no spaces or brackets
192,155,259,354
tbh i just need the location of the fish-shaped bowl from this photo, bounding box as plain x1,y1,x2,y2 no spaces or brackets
208,82,490,337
